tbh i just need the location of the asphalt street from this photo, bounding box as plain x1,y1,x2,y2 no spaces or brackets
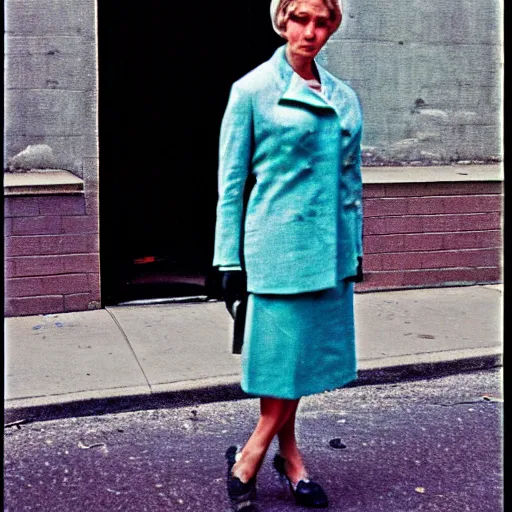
4,368,503,512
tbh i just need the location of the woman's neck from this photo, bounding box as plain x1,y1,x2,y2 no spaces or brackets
285,46,318,81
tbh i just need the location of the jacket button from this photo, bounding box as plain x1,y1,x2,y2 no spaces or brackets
354,200,361,206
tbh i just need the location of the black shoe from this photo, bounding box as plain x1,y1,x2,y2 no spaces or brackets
273,453,329,508
226,446,258,512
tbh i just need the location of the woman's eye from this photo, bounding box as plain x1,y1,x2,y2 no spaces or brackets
316,19,328,28
290,13,308,24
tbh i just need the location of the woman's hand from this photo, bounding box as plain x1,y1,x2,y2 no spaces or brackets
345,256,363,283
221,270,248,311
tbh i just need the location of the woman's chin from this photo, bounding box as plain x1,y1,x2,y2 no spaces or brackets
290,47,320,60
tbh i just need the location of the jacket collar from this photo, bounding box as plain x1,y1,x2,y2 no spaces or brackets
271,45,336,111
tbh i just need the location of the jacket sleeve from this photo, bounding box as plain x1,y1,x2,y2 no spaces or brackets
343,120,364,259
212,83,253,268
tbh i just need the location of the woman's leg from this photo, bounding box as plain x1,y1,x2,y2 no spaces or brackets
232,397,299,482
277,399,308,484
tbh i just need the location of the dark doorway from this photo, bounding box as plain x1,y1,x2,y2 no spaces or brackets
98,1,282,304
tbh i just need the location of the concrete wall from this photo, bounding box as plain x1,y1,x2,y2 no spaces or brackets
4,0,502,172
323,0,503,164
4,0,98,180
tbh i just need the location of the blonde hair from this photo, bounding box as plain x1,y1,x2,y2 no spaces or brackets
270,0,343,36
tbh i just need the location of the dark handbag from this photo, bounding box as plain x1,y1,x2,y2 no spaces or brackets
225,169,255,354
227,296,248,354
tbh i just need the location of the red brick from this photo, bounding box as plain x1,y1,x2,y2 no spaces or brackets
457,212,502,231
62,254,100,274
5,234,99,257
87,273,101,299
365,248,501,272
5,274,90,297
84,192,99,215
356,270,405,289
355,267,502,292
420,216,452,233
4,258,16,278
403,233,445,251
12,216,63,235
12,255,65,277
4,295,64,317
364,234,405,253
362,184,386,198
384,182,502,198
4,236,40,257
38,196,86,215
4,197,39,217
364,216,424,235
442,230,502,250
364,253,383,271
364,233,447,253
454,248,502,268
62,215,98,234
4,218,13,235
64,293,97,312
439,249,496,269
364,213,502,236
401,267,502,287
407,195,502,215
363,198,409,217
39,234,99,255
11,254,100,278
420,213,501,233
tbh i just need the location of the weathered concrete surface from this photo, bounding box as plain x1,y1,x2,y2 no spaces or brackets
4,369,503,511
325,0,503,164
4,310,149,401
107,302,239,389
361,164,503,183
6,144,57,171
3,0,502,171
4,0,98,179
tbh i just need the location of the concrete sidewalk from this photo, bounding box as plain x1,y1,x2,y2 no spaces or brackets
4,284,503,423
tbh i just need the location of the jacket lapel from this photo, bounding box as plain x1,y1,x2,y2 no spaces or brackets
271,45,336,112
280,72,334,110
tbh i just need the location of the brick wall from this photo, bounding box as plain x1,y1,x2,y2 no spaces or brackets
356,180,503,291
4,189,100,316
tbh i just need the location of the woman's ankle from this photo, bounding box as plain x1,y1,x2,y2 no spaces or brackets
277,450,308,484
232,448,264,483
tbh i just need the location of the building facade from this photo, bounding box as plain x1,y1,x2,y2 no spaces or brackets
4,0,503,317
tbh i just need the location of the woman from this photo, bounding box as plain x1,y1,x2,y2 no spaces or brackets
213,0,363,509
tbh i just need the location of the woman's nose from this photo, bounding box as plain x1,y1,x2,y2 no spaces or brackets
304,22,316,39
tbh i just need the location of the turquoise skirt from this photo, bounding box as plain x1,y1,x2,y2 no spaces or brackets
241,280,357,399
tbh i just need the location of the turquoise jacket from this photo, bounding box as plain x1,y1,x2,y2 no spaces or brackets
213,45,363,294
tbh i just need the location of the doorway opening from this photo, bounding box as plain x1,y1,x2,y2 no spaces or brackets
98,1,281,305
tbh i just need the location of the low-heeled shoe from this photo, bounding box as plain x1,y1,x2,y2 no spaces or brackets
225,446,258,512
273,453,329,508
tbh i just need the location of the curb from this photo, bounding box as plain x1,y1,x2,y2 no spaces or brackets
4,350,502,426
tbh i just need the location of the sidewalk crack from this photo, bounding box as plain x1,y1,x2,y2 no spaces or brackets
105,308,153,392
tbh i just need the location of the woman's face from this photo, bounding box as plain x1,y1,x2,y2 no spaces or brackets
282,0,332,60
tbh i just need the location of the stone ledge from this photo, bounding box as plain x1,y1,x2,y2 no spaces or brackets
362,164,503,184
3,170,84,195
